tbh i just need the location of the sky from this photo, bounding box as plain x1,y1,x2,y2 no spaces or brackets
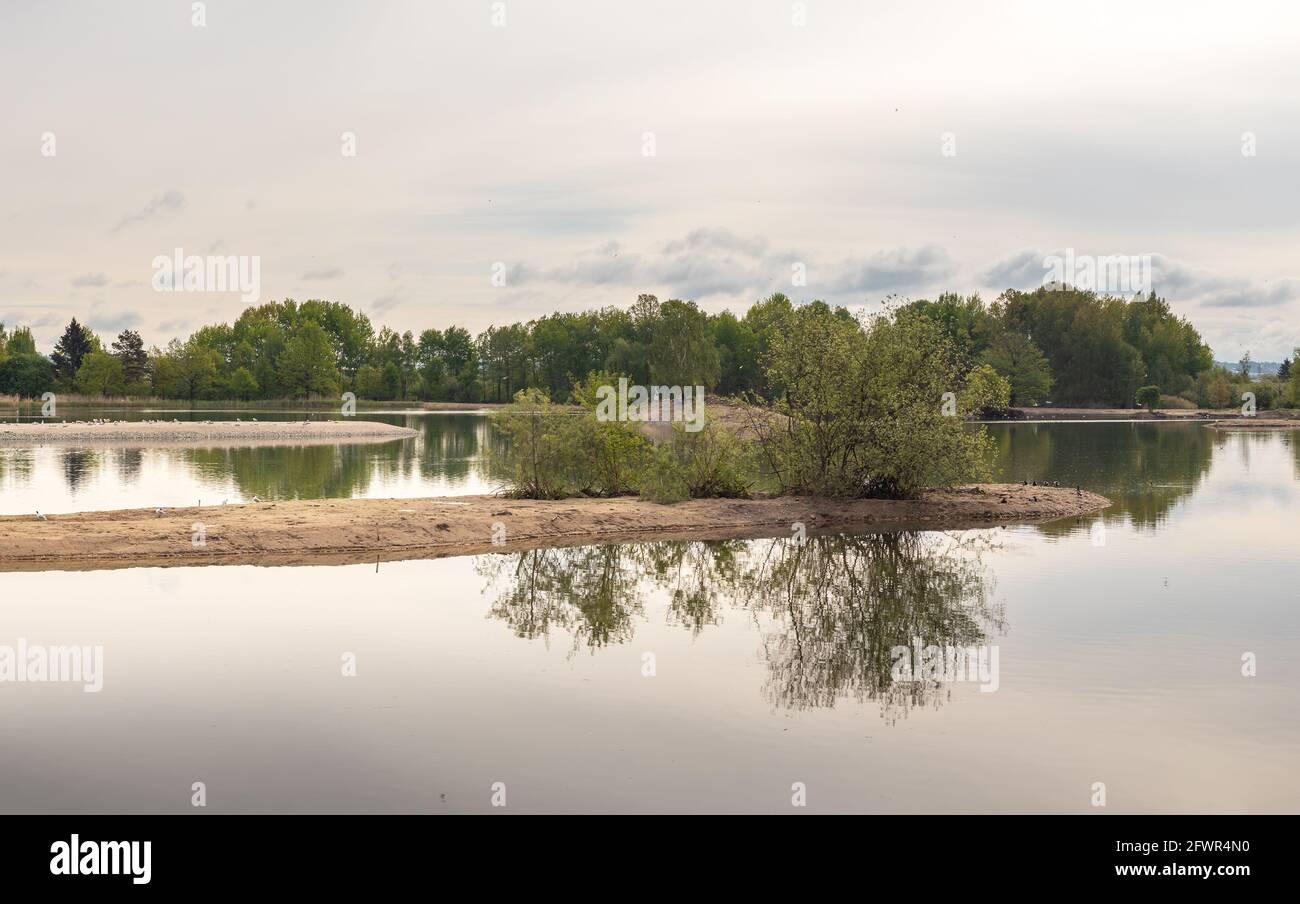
2,0,1299,361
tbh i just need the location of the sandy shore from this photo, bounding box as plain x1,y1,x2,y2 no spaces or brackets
0,419,417,446
1208,418,1300,431
0,484,1110,572
1006,407,1298,422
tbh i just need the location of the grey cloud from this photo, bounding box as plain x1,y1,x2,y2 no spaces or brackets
155,318,192,335
662,227,769,259
372,292,402,315
70,272,110,287
980,249,1300,311
824,245,954,294
514,231,953,301
87,309,143,334
112,190,186,232
1151,256,1300,309
302,267,344,281
979,250,1048,290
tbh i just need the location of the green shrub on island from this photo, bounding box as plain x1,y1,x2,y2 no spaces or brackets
745,304,998,499
640,421,752,504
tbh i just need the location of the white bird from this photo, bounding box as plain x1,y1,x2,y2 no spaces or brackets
251,496,261,502
221,499,228,505
155,508,165,517
35,511,46,521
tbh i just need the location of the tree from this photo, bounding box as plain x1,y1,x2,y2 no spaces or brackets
1238,352,1252,378
111,329,150,383
227,366,259,400
163,339,220,401
380,361,401,400
1207,373,1233,408
961,363,1012,414
1290,349,1300,406
51,318,95,385
981,330,1053,406
648,299,720,387
0,353,55,397
1278,358,1291,381
749,304,994,498
278,320,339,397
355,364,383,399
1136,385,1161,413
711,311,760,395
75,351,126,396
5,326,37,356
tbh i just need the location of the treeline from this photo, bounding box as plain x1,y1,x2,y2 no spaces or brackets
1,288,1295,407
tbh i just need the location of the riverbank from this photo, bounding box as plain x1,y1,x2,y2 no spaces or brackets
0,484,1110,572
0,419,417,446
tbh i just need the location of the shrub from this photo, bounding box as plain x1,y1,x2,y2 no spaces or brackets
489,389,574,499
751,304,996,498
568,371,649,496
1135,385,1161,412
639,421,752,504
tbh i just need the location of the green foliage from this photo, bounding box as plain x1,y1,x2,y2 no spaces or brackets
0,353,56,397
1248,381,1276,410
277,320,340,398
110,329,150,383
51,318,96,386
1135,385,1161,412
227,366,260,401
489,389,573,500
75,351,126,396
961,363,1012,413
1,283,1220,408
752,304,995,498
1207,372,1233,408
149,339,219,400
648,298,720,387
980,330,1052,405
640,421,751,503
5,326,38,356
568,372,649,496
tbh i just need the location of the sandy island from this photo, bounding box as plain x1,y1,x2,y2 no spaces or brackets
0,485,1110,572
0,419,417,447
1208,418,1300,431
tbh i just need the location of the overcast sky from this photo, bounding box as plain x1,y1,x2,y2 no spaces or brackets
3,0,1298,360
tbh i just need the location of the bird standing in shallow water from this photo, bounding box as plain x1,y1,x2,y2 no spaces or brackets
35,511,47,520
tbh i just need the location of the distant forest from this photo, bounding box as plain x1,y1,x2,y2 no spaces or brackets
1,287,1296,408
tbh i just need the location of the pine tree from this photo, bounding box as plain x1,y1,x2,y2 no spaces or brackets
111,329,150,382
50,318,95,384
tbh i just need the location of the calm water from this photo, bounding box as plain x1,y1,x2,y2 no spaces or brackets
1,420,1297,813
0,410,501,515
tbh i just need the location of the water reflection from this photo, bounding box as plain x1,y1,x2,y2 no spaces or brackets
0,413,503,512
479,532,1002,718
990,421,1217,532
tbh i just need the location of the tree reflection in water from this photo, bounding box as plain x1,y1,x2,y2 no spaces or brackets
477,531,1003,719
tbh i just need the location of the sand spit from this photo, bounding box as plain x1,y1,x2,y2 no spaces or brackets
1207,418,1300,431
0,484,1110,572
0,419,417,447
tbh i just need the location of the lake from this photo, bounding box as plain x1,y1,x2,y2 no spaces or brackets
1,417,1297,813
